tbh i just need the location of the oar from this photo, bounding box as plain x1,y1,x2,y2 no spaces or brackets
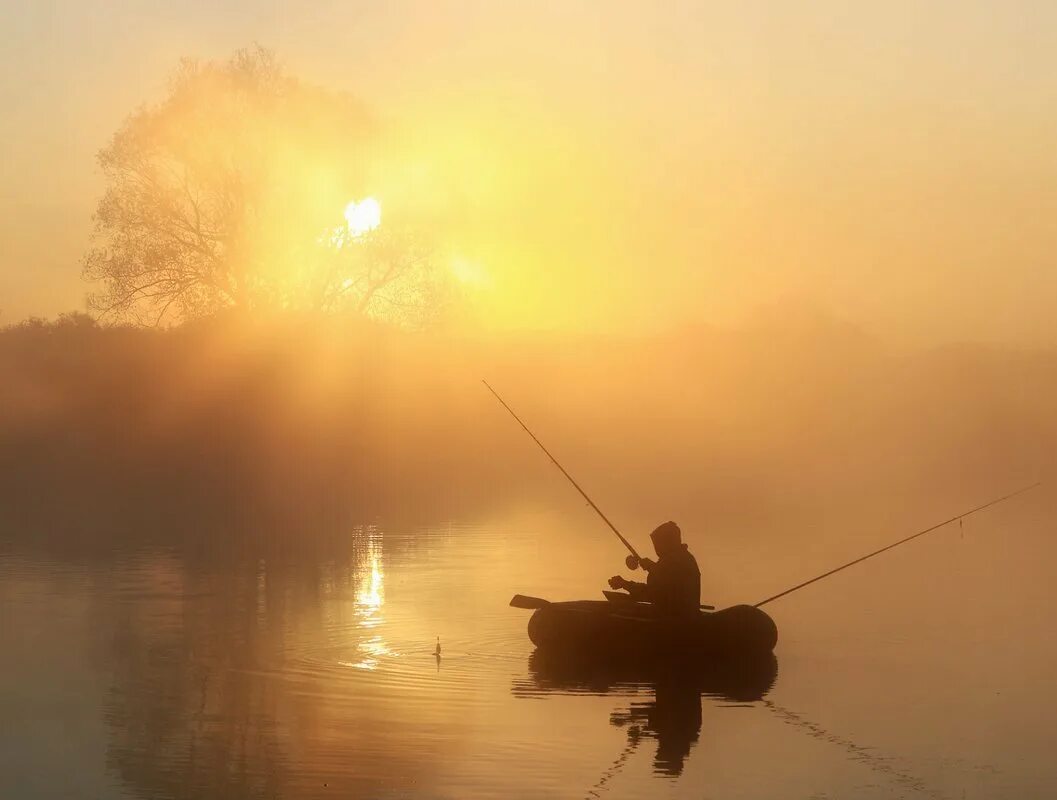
513,592,716,612
510,594,550,609
602,589,715,611
510,595,601,614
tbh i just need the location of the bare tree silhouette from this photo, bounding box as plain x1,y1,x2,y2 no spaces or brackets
83,46,442,326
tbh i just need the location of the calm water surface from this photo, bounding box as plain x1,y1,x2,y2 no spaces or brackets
1,498,1055,799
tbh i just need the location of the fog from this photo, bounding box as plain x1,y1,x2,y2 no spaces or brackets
1,309,1049,558
4,9,1057,799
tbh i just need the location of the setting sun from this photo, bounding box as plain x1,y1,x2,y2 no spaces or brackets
344,197,381,237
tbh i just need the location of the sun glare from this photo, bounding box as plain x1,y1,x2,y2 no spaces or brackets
344,197,381,237
450,256,491,288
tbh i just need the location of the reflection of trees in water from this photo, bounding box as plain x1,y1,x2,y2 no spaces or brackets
98,537,389,800
103,555,294,800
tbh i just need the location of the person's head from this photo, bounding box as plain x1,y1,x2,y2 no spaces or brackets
650,521,682,558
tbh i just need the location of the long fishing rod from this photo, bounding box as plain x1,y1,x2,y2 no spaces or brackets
754,482,1040,608
483,380,644,569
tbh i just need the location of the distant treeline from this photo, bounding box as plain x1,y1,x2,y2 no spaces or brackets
0,310,1052,551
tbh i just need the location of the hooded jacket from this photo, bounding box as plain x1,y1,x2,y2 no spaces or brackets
626,544,701,616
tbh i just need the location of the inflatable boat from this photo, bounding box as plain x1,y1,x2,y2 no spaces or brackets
511,593,778,657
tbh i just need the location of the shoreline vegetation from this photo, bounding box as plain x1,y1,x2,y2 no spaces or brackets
0,309,1049,553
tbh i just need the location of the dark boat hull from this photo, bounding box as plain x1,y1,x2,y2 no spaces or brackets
527,601,778,657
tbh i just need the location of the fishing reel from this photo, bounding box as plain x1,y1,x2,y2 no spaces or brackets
625,554,640,571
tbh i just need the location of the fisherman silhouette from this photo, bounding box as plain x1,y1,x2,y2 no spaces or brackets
608,521,700,615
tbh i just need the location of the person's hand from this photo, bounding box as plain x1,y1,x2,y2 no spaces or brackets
608,575,626,590
639,557,656,571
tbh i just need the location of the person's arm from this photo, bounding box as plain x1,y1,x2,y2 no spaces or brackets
623,579,649,600
609,575,648,599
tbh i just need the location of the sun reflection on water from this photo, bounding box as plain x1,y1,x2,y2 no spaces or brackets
349,528,394,669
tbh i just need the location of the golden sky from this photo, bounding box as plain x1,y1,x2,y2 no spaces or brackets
1,1,1056,342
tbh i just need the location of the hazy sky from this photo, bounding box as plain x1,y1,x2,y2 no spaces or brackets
1,1,1056,342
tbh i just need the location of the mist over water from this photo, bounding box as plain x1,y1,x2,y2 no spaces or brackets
1,310,1051,537
1,312,1055,798
3,4,1056,796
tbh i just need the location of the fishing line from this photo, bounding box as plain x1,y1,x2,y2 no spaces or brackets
754,482,1040,608
763,700,945,799
584,733,641,799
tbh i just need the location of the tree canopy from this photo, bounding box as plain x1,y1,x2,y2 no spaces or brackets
84,47,442,326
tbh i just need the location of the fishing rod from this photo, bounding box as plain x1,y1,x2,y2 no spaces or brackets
482,380,644,570
754,482,1040,608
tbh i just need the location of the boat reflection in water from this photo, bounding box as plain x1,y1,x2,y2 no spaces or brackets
512,650,778,777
